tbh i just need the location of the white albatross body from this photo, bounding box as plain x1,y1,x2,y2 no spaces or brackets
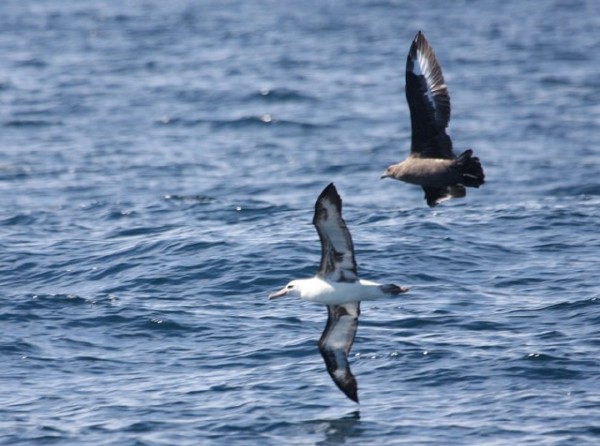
270,277,393,305
269,183,408,403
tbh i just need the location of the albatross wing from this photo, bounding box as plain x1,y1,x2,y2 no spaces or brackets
313,183,358,283
318,302,360,403
406,31,453,159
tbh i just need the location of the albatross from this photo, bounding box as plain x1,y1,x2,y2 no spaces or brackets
269,183,409,403
381,31,485,207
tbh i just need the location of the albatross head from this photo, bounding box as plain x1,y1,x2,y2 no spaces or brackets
268,280,302,300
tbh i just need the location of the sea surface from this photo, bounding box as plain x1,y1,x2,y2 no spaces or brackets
1,0,599,444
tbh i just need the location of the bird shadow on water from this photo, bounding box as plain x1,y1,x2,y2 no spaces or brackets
303,410,363,445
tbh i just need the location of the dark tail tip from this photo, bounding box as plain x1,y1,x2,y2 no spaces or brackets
380,284,410,295
456,149,485,187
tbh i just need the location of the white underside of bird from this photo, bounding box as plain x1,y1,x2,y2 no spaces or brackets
269,277,394,305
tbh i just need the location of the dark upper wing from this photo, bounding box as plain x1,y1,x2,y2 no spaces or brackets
318,302,360,403
405,31,454,159
313,183,358,283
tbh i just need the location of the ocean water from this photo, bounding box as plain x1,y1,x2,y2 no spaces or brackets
1,0,599,444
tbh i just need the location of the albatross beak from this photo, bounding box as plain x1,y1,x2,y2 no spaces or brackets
268,287,288,300
380,172,390,179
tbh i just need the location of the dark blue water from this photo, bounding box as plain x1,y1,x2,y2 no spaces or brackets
1,0,599,444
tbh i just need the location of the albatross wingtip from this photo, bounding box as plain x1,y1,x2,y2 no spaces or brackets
321,182,337,196
348,389,359,403
332,371,359,403
316,183,343,210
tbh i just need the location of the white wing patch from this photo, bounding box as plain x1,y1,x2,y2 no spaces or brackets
410,42,447,119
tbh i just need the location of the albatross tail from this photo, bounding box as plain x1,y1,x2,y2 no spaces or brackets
456,149,485,188
379,284,410,295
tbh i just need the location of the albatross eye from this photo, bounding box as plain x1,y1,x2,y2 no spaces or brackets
286,284,294,289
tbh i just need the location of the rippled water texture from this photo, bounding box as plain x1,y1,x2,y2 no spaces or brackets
1,0,599,444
